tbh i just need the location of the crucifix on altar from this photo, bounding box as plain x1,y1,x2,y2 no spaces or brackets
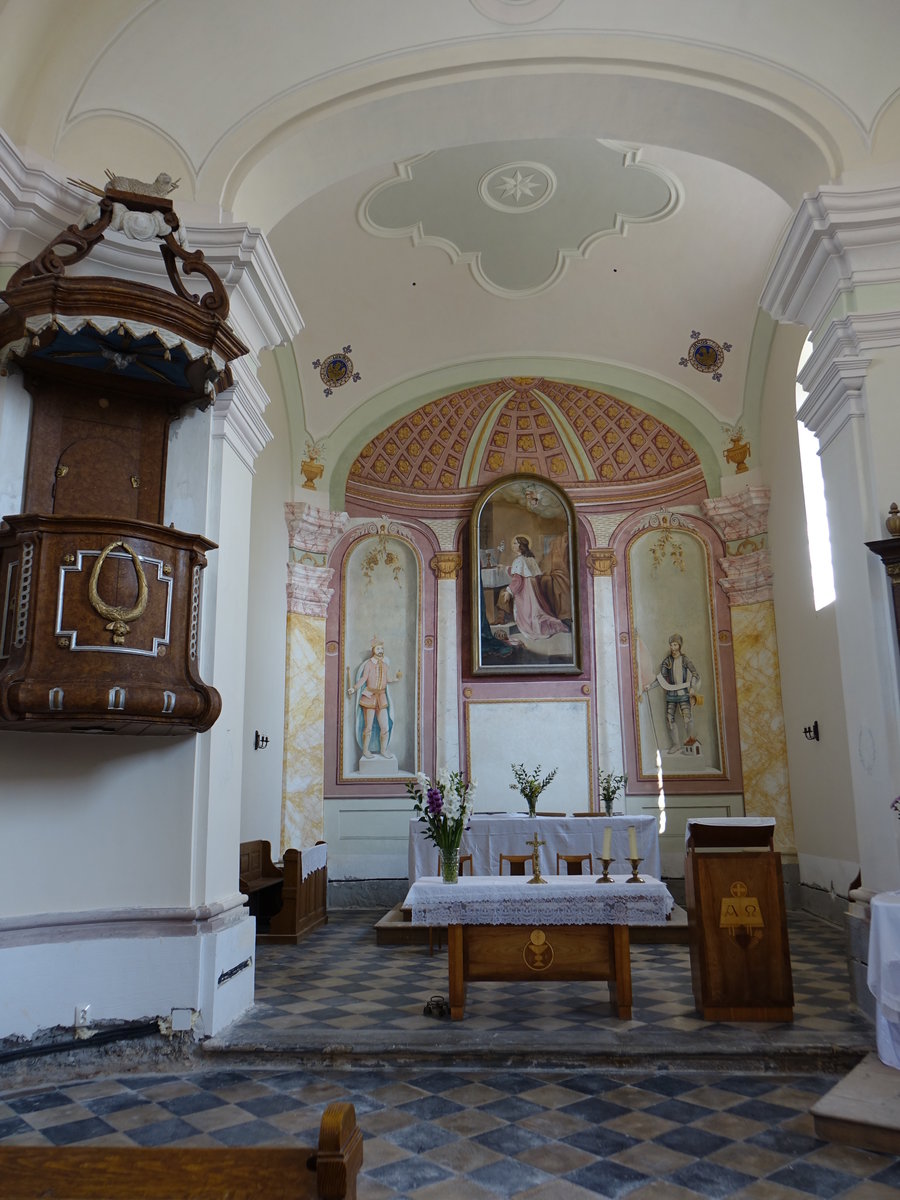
525,832,548,885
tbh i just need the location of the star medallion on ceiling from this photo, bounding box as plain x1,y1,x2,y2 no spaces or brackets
360,140,680,299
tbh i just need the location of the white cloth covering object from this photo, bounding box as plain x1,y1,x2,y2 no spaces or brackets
404,874,674,927
684,817,775,848
409,813,660,884
299,841,327,881
868,890,900,1069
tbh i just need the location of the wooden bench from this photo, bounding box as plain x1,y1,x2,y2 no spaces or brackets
239,838,328,944
0,1100,362,1199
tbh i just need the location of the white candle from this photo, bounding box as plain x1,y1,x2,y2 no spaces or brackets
628,825,638,859
602,825,612,861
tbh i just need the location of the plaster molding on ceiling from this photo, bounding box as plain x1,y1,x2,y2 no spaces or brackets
358,141,681,299
221,56,844,224
477,160,557,213
470,0,564,23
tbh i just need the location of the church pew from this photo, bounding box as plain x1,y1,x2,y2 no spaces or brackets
0,1100,362,1199
239,839,328,944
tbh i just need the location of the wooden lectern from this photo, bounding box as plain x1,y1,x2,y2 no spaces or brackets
684,819,793,1021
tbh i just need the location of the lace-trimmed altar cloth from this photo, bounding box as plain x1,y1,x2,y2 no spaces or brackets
404,875,674,927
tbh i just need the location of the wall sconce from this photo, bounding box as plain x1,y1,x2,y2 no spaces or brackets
254,730,269,750
803,721,819,742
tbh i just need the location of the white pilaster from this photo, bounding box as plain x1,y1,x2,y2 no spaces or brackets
763,182,900,893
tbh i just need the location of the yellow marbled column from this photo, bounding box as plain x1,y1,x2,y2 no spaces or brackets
731,601,796,854
282,610,326,852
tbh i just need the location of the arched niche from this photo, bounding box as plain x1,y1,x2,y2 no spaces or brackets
612,508,742,796
336,520,427,782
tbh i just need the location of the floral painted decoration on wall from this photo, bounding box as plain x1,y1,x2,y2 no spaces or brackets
312,345,361,396
679,331,732,382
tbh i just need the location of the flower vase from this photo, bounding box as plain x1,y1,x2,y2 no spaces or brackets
441,848,459,884
603,799,613,817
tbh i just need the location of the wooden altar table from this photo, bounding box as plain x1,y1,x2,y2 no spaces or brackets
408,814,661,884
404,875,674,1020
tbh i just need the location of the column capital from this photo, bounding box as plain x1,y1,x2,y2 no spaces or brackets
701,486,770,542
286,561,335,617
430,551,462,581
586,549,616,577
717,549,773,606
285,503,348,555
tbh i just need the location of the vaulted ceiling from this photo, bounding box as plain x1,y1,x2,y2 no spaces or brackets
2,0,899,497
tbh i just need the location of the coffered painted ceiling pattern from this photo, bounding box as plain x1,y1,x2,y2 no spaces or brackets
346,378,703,513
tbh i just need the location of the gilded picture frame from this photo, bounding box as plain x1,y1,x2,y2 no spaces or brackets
470,475,581,675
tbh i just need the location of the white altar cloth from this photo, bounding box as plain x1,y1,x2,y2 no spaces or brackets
868,890,900,1069
404,874,674,927
408,814,661,884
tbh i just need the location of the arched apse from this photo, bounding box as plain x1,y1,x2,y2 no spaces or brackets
325,361,725,514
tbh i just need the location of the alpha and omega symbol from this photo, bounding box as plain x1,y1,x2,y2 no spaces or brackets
523,929,554,971
719,880,764,948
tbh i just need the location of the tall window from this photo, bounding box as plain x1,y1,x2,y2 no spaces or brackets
796,337,835,610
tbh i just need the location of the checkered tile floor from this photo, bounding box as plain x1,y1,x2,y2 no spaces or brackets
2,1066,898,1197
214,909,875,1063
1,909,895,1198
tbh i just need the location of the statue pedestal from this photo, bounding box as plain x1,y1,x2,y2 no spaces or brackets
357,753,398,777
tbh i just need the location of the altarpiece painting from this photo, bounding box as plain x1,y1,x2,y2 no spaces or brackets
471,476,580,675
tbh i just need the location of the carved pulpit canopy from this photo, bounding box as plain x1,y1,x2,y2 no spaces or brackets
0,174,246,734
0,172,247,405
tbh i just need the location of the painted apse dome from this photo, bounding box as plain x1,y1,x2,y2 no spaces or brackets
345,378,706,514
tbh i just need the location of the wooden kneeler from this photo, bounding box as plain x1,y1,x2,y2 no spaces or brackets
0,1100,362,1200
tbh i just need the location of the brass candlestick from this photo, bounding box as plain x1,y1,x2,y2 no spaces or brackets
627,857,644,883
596,857,613,883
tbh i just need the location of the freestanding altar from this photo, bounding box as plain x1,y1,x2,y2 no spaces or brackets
404,874,673,1020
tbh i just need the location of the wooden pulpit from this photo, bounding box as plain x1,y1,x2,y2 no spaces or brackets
684,819,793,1021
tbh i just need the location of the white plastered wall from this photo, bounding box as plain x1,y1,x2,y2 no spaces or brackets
763,322,859,897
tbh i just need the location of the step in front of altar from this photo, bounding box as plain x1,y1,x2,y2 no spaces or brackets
374,900,689,946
